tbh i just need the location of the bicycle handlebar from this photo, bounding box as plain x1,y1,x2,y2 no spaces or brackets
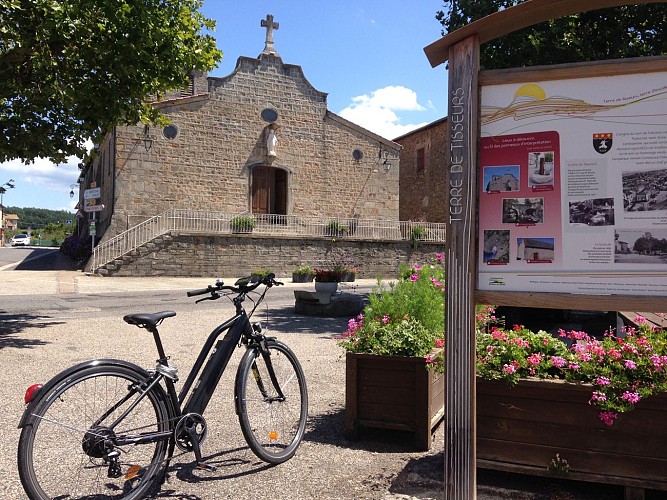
186,274,283,299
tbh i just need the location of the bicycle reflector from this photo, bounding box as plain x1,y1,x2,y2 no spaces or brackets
268,431,279,440
24,384,43,404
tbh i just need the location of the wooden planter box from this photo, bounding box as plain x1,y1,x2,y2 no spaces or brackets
477,378,667,497
345,351,444,450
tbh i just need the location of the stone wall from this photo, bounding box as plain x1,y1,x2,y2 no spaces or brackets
395,118,448,223
82,52,401,245
105,234,444,278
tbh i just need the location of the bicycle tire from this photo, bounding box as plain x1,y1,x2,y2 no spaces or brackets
235,340,308,464
18,363,171,500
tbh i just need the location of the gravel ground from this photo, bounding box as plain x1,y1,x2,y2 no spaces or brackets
1,265,656,499
1,290,447,500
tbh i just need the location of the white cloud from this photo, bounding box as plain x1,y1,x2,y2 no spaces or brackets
338,85,429,140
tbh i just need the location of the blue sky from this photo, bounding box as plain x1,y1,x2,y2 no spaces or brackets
0,1,449,213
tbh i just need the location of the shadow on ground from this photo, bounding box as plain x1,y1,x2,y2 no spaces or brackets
266,305,354,336
305,406,431,454
0,312,62,349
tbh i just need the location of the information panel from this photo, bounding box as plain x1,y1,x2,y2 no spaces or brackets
479,71,667,296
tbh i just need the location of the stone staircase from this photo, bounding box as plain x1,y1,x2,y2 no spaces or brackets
95,233,175,276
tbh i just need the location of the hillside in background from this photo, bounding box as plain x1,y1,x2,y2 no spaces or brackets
3,206,76,231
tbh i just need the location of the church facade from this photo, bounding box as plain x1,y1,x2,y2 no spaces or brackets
80,15,401,246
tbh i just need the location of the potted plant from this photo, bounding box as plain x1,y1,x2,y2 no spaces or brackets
339,254,446,450
292,265,315,283
250,268,273,282
313,267,343,295
407,224,427,248
428,310,667,495
229,214,255,233
324,219,347,238
339,267,357,282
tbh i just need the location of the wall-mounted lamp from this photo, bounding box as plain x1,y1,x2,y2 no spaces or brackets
377,149,393,173
69,184,79,199
143,125,153,151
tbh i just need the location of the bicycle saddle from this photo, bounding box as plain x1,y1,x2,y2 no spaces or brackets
123,311,177,328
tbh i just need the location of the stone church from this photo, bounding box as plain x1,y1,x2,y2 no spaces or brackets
75,15,442,277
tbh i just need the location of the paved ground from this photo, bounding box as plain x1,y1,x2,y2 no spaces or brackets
0,250,653,499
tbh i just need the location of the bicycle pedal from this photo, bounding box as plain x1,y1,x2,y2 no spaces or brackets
196,461,217,472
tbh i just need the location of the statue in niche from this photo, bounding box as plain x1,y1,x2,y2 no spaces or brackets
267,129,277,157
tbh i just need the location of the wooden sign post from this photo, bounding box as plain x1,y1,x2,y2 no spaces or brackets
443,35,479,499
424,1,665,497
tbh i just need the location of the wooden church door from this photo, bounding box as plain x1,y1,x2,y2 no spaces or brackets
252,166,287,215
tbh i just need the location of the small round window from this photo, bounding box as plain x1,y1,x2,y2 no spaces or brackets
260,107,279,123
163,124,179,140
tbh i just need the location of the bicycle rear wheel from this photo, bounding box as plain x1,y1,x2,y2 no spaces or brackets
18,364,171,500
235,340,308,464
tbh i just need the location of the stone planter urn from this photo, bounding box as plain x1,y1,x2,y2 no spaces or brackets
314,281,338,295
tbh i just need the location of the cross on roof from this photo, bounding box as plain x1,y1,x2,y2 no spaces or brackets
260,14,279,55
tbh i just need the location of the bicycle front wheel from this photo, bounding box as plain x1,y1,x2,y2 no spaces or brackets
235,340,308,464
18,364,171,500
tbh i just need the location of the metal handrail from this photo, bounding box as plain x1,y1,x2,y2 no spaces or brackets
90,209,446,271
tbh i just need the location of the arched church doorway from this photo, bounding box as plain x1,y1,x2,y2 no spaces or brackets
251,165,287,216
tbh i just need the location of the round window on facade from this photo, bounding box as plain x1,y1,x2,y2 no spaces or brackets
163,124,179,140
260,107,279,123
352,149,363,162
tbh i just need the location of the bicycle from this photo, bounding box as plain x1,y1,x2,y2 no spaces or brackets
17,274,308,500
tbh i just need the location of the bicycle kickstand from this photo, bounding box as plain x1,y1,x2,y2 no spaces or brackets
184,425,216,472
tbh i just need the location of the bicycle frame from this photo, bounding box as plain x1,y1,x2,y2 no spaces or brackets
178,308,251,416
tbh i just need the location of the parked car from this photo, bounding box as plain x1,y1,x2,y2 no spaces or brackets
10,233,30,246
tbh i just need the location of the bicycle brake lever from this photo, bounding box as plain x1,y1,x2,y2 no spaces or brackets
195,292,219,304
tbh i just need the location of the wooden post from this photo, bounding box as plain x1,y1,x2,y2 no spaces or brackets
444,35,479,499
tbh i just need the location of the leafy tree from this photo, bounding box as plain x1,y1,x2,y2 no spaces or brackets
1,0,222,164
436,1,667,69
4,206,75,229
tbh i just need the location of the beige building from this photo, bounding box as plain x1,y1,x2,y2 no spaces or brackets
80,14,401,247
394,118,448,223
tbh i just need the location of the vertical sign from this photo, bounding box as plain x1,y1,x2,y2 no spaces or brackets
444,35,479,499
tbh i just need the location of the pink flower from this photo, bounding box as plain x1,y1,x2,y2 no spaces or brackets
599,411,618,426
381,314,390,324
410,274,419,282
568,361,580,371
634,315,648,325
492,330,508,341
596,376,611,386
590,391,606,403
624,359,637,369
527,353,543,366
502,363,517,375
550,356,566,368
607,348,622,359
414,264,422,271
436,252,444,261
622,391,641,404
435,338,444,348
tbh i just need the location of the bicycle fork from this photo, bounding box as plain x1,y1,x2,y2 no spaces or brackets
252,339,286,402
